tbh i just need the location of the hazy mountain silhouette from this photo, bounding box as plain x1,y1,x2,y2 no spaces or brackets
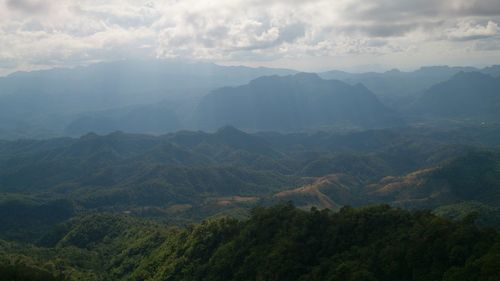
1,61,499,139
409,72,500,120
196,73,401,131
319,65,495,105
0,60,296,139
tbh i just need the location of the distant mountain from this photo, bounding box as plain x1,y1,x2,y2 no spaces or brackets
0,60,295,139
0,60,296,106
320,66,475,95
408,72,500,120
2,61,499,139
64,102,182,136
195,73,401,131
481,65,500,77
319,65,498,105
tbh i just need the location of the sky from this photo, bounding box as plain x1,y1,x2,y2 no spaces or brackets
1,0,500,75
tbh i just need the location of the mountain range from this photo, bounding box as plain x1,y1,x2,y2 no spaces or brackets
319,65,500,105
0,60,295,139
1,60,499,138
0,125,499,236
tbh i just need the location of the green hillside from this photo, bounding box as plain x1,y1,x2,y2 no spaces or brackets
1,204,498,281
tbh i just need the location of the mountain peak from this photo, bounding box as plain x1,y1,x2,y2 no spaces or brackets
215,125,247,136
80,132,99,139
451,71,493,80
385,68,401,74
292,72,322,81
410,70,500,119
197,71,398,131
249,72,321,86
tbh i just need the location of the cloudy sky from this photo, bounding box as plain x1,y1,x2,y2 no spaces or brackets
1,0,500,75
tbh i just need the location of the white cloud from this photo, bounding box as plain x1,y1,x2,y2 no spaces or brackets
447,20,500,41
0,0,499,74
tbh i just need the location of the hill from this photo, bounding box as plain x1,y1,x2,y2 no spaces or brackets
1,204,498,281
0,125,498,234
279,150,500,213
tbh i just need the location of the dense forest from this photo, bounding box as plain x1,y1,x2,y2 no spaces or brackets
0,123,498,280
0,204,499,281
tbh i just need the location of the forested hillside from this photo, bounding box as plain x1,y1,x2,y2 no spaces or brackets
0,204,498,281
0,126,497,212
0,125,499,246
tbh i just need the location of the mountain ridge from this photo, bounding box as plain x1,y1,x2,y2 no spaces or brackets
196,73,401,131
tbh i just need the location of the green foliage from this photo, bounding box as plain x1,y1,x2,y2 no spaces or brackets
434,202,500,227
0,263,63,281
0,204,498,280
0,197,75,242
437,151,500,205
72,204,500,280
0,126,499,281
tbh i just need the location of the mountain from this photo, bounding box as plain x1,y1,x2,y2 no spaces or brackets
2,61,499,139
0,60,296,139
319,65,500,108
481,65,500,77
360,150,500,220
196,73,401,131
408,72,500,121
266,150,500,221
0,60,296,106
0,127,296,216
0,125,498,227
64,102,182,136
319,66,479,104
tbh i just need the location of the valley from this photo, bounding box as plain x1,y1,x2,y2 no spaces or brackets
0,62,499,281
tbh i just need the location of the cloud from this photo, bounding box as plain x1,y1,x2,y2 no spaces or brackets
6,0,51,14
0,0,499,74
340,23,419,37
342,0,500,22
454,0,500,17
447,20,500,41
474,38,500,51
